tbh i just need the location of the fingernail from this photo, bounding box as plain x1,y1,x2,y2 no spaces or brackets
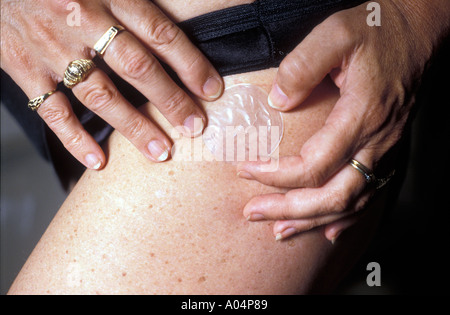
203,76,223,99
275,228,297,241
246,213,265,221
268,84,288,109
85,153,102,170
148,140,170,162
237,171,253,180
331,231,342,245
183,115,205,138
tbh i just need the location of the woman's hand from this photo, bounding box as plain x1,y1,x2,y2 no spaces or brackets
1,0,223,169
237,0,450,241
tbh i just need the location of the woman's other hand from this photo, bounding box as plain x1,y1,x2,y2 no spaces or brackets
1,0,223,169
237,0,450,241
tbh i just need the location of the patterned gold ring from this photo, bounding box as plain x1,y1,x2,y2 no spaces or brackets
63,59,96,89
28,90,57,111
94,25,125,57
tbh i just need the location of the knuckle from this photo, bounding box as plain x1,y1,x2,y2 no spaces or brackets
146,18,181,48
304,219,320,232
326,14,356,45
295,217,320,232
284,156,305,187
279,56,300,83
283,191,300,219
49,0,92,21
31,18,56,45
161,89,189,116
281,51,314,86
303,164,327,188
41,103,71,129
49,0,75,12
328,189,351,213
2,39,34,70
300,146,333,187
64,131,84,152
182,52,204,78
2,23,38,71
121,49,156,81
279,207,292,221
123,115,148,140
81,81,118,112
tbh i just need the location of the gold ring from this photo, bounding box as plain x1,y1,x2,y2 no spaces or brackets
349,159,395,190
63,59,96,89
94,25,125,57
28,90,57,111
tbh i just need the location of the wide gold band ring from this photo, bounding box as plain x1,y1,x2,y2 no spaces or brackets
94,25,125,57
63,59,96,89
28,90,57,111
349,159,395,190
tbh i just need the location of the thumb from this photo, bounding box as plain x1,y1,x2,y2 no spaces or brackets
268,16,357,111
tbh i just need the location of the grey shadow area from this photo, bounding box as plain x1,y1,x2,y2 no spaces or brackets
1,106,67,294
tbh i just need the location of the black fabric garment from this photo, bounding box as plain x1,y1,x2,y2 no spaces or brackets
1,0,367,187
179,0,366,76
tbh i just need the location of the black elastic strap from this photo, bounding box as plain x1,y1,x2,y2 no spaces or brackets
179,0,367,76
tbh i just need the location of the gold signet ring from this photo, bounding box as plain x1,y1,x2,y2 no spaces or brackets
94,25,125,57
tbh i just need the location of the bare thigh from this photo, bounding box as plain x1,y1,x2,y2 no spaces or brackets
8,70,386,294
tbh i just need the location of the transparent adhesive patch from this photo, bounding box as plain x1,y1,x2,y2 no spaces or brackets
203,84,284,162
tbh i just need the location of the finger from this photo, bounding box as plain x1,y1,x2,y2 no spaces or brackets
243,163,368,221
268,15,358,111
4,56,106,170
324,214,360,244
272,212,349,241
110,0,223,101
238,92,367,188
73,68,172,162
272,210,362,242
100,29,206,137
37,91,106,169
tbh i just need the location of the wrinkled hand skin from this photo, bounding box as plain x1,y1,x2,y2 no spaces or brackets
1,0,222,169
238,0,450,242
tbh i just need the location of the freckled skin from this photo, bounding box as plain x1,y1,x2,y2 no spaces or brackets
7,1,389,295
8,69,386,295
